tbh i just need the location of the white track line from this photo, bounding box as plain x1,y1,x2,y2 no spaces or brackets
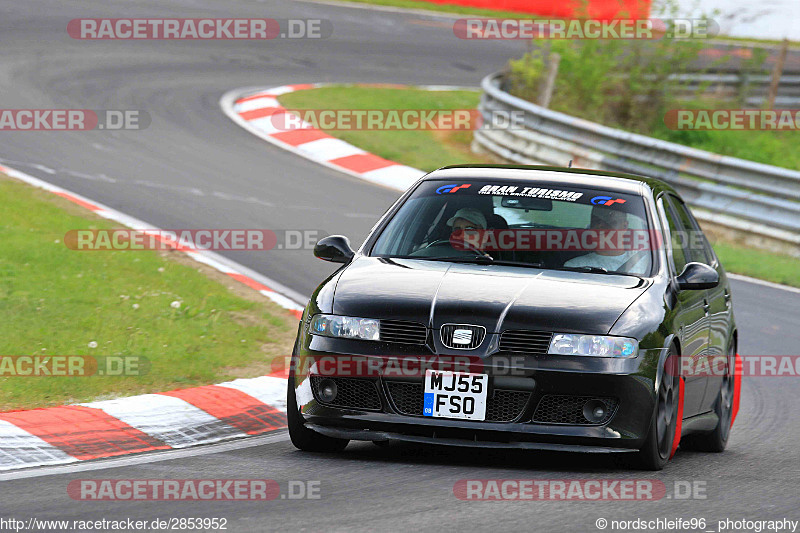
728,273,800,295
0,431,291,481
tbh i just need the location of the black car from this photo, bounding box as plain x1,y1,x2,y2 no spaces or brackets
287,165,739,470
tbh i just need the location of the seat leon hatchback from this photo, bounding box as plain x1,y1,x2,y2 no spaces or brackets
287,165,740,470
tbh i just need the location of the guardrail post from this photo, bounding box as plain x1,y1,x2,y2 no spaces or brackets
537,52,561,109
767,39,790,109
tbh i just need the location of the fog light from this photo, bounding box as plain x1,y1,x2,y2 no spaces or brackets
318,379,338,403
582,400,607,423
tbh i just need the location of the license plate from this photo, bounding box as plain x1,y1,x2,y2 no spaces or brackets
423,370,488,421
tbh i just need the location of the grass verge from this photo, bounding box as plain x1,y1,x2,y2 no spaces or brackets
279,85,489,172
644,103,800,171
0,175,297,410
710,242,800,288
278,85,800,288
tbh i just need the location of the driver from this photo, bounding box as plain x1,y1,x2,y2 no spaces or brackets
413,208,490,258
563,206,649,274
446,207,487,233
445,208,495,259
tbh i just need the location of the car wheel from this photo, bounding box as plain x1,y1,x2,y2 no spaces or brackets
681,342,735,453
286,350,349,453
632,344,681,470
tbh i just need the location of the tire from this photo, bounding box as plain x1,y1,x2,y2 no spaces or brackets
631,344,681,470
681,342,735,453
286,353,349,453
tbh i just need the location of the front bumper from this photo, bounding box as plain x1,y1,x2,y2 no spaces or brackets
291,336,662,451
308,425,637,453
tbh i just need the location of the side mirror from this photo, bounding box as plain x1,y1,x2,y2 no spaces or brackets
314,235,355,264
676,262,719,290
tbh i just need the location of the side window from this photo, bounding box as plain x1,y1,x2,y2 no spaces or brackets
658,196,688,275
669,196,715,266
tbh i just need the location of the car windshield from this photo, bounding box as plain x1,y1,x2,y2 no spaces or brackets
370,179,656,277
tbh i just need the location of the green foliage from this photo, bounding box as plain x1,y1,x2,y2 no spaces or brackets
509,35,707,132
506,10,797,169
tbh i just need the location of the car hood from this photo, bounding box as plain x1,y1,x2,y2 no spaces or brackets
332,257,648,335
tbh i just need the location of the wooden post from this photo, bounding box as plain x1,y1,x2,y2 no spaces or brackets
537,52,561,109
766,39,789,109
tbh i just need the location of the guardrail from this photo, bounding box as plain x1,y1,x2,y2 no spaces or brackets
474,72,800,255
672,72,800,107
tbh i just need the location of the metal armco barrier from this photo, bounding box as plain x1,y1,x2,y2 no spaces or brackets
474,72,800,254
671,72,800,107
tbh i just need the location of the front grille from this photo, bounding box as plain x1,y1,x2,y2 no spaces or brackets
440,324,486,350
386,381,422,416
380,320,428,345
486,390,531,422
386,381,530,422
498,330,553,355
532,395,619,425
310,376,382,411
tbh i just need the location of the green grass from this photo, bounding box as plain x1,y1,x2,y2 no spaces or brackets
280,85,800,287
645,103,800,171
0,176,297,410
279,85,489,172
657,129,800,171
712,242,800,288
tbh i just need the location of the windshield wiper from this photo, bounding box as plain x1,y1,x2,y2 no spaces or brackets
556,266,609,274
550,266,643,278
406,256,550,269
413,256,494,264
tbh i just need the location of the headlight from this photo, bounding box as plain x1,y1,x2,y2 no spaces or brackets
309,314,380,341
548,334,638,358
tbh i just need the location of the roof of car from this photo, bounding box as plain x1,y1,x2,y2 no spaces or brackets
424,164,678,197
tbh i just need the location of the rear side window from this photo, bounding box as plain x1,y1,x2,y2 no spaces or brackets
658,196,688,275
667,196,715,266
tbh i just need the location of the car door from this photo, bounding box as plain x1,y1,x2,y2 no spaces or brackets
657,195,710,417
669,196,731,412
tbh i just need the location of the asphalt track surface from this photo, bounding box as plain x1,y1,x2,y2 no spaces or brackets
1,1,799,531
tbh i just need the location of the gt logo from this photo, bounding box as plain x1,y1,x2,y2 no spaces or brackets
591,195,627,206
436,184,472,194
